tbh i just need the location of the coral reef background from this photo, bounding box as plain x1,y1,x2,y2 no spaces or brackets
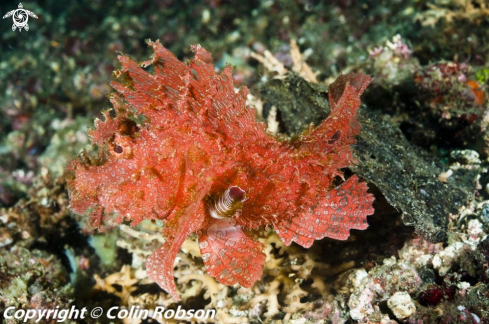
1,0,489,323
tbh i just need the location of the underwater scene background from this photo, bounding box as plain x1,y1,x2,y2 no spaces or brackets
1,0,489,323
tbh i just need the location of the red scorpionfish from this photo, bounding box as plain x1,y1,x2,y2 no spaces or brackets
67,40,375,299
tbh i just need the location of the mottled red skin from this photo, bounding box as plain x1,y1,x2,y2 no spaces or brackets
67,41,374,299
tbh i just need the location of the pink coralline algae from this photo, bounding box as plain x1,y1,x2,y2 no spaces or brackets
66,40,375,299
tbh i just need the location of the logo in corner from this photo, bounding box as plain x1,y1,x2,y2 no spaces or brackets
2,3,38,32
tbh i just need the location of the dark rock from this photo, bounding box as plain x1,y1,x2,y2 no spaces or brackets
258,72,330,136
258,73,476,243
352,108,476,243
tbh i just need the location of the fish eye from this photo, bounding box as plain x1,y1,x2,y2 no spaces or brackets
114,145,123,153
